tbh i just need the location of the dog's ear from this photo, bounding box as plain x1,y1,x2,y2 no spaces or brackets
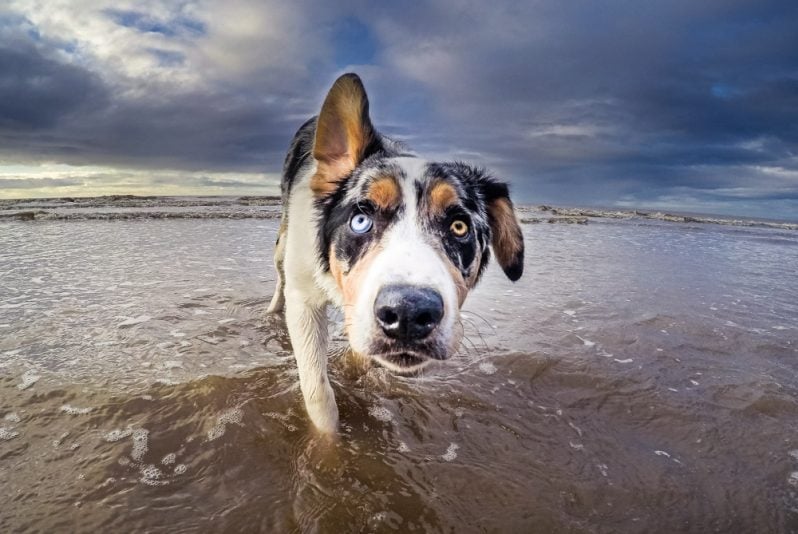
312,73,376,197
482,180,524,281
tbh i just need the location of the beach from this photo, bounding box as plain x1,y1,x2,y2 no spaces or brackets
1,196,797,532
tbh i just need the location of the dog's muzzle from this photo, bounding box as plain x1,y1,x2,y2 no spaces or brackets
374,284,443,341
367,284,448,371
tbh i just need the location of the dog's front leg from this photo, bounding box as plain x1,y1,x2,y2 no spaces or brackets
285,288,338,434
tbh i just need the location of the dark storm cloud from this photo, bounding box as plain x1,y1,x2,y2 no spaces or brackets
0,40,108,130
364,0,798,217
0,6,324,172
65,93,300,172
0,41,308,171
1,1,797,218
373,3,798,150
0,90,300,172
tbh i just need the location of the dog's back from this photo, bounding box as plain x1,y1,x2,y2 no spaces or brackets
280,117,317,208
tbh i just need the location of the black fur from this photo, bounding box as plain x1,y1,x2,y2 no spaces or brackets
323,164,407,273
280,113,522,283
316,175,354,271
281,117,316,204
480,178,524,282
424,162,496,283
312,142,405,272
434,162,524,282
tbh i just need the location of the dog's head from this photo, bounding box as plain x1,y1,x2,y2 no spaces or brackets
313,73,524,373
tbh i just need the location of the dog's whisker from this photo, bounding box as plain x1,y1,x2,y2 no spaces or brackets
462,309,494,330
459,315,490,350
460,334,480,355
459,317,487,345
456,319,482,351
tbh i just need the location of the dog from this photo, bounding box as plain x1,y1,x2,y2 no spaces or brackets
267,73,524,433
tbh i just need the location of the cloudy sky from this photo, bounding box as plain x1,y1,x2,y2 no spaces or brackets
1,1,797,219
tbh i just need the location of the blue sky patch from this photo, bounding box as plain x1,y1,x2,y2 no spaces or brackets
332,17,377,67
148,48,185,67
104,9,206,38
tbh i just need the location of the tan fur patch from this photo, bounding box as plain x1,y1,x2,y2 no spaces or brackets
488,197,523,268
428,181,458,217
329,245,347,291
330,244,381,339
311,161,353,196
367,175,400,210
427,244,471,307
311,75,374,197
464,249,482,290
448,261,469,306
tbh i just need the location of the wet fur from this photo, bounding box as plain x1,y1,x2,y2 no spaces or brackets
268,73,524,433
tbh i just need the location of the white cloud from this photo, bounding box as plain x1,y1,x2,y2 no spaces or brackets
2,0,797,221
754,164,798,179
8,0,330,96
0,163,279,198
525,123,613,138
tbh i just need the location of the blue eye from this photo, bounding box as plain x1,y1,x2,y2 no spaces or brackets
350,213,373,234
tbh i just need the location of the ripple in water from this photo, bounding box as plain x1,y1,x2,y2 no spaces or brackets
1,205,797,531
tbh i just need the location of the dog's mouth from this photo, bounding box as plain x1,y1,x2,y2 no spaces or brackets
365,336,450,374
370,351,431,373
384,351,427,368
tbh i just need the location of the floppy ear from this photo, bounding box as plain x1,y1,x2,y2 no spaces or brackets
483,180,524,281
311,73,376,197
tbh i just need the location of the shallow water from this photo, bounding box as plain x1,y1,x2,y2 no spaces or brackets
1,201,798,532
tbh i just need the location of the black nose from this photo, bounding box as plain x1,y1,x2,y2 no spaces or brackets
374,285,444,341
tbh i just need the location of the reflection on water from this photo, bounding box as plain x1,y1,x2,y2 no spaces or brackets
1,212,798,532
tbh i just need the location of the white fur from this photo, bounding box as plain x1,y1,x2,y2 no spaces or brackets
265,227,286,313
280,163,339,433
346,158,459,372
277,157,462,432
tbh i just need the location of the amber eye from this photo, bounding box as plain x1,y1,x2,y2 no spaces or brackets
450,219,469,237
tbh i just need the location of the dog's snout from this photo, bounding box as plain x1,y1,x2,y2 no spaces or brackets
374,285,444,341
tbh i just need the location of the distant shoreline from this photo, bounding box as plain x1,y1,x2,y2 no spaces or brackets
519,205,798,231
0,195,796,230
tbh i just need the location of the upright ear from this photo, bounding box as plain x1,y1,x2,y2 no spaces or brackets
311,73,376,197
483,180,524,281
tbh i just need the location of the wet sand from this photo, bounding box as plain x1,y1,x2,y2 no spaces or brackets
1,198,797,532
